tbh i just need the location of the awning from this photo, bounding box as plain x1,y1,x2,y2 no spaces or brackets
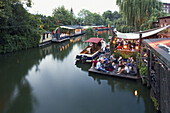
84,38,102,43
115,25,170,39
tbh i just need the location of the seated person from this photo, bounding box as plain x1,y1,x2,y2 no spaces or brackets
117,61,124,73
118,62,129,74
127,61,133,71
105,60,114,71
91,59,98,68
110,54,117,63
118,56,123,62
96,59,109,73
117,44,122,50
131,57,135,65
103,56,108,64
112,62,116,69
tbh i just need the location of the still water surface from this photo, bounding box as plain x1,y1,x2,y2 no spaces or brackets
0,31,156,113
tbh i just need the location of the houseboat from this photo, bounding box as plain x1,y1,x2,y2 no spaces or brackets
39,31,52,47
52,26,71,42
76,37,106,62
52,26,85,43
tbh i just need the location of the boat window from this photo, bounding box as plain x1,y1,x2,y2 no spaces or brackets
43,33,45,40
89,42,93,46
47,33,49,38
98,42,102,46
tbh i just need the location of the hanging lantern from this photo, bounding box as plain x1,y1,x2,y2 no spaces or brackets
135,46,139,50
123,45,128,49
112,40,116,44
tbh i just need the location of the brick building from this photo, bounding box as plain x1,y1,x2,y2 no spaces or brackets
162,3,170,14
159,16,170,27
158,16,170,37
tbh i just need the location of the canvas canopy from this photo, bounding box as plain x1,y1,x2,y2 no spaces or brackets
84,38,102,43
115,25,170,40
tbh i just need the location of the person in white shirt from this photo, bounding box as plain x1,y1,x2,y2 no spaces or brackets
95,59,108,73
117,62,129,74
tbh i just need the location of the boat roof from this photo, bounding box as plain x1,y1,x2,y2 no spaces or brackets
114,25,170,39
60,26,75,29
84,37,102,43
60,25,81,29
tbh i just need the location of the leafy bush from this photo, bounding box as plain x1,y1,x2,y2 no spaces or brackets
151,97,159,110
85,28,95,36
114,50,137,59
140,66,147,76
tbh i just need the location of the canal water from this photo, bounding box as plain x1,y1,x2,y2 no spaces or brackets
0,31,156,113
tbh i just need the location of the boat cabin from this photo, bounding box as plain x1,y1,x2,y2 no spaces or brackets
76,37,105,62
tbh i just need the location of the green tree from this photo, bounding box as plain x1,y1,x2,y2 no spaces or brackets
102,10,114,21
116,0,163,30
93,13,104,25
105,18,112,26
0,0,41,53
78,9,94,25
53,6,73,25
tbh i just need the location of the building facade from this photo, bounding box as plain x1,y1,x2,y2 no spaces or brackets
162,3,170,14
159,16,170,27
158,16,170,37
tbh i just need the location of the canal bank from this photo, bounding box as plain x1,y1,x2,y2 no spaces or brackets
0,31,156,113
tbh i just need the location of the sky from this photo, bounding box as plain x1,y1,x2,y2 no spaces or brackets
27,0,170,17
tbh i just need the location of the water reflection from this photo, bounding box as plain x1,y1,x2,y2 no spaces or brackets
0,31,156,113
0,49,41,113
88,72,156,113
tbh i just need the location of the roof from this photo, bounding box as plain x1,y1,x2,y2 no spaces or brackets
84,38,102,43
115,25,170,39
60,26,75,30
81,25,107,29
163,3,170,5
158,15,170,19
143,38,170,68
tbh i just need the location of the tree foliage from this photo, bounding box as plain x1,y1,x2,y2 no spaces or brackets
0,0,41,53
116,0,163,31
93,13,104,25
85,28,95,37
78,9,94,25
53,6,74,25
78,9,121,26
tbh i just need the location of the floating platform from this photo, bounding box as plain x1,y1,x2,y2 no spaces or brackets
88,68,141,80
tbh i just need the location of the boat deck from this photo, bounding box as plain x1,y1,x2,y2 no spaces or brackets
80,46,101,55
88,68,140,80
39,37,52,47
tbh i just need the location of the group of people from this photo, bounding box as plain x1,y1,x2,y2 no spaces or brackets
91,53,135,75
115,39,139,51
